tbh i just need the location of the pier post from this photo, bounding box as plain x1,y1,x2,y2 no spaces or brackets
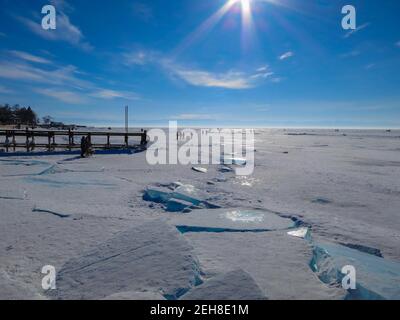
68,129,72,151
5,131,9,152
48,132,51,151
12,132,16,151
26,128,29,152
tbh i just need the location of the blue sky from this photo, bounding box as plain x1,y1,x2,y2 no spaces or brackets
0,0,399,128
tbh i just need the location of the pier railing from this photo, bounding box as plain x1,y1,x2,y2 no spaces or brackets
0,129,148,153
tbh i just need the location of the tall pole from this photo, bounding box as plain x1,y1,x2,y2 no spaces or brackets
125,105,128,134
124,106,129,148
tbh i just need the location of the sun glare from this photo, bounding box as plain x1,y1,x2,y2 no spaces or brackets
173,0,258,56
240,0,253,25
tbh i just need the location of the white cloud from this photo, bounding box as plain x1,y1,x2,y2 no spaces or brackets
251,72,274,79
35,88,86,104
0,62,47,82
0,59,139,103
122,51,151,66
173,68,254,89
7,50,52,64
122,49,281,89
256,65,269,72
0,85,13,94
0,61,91,89
279,51,294,60
90,89,139,101
271,77,284,83
17,1,92,51
340,50,360,58
365,63,375,70
344,23,370,39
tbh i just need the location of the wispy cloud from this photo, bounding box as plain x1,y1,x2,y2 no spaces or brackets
0,61,91,89
0,32,5,37
122,50,152,66
0,58,139,103
122,50,279,89
35,88,86,104
365,63,375,70
256,65,269,72
340,50,361,58
90,89,139,101
0,85,14,94
251,65,274,79
343,23,370,38
279,51,294,60
270,77,284,83
16,1,92,51
251,72,274,80
7,50,52,64
396,41,400,48
172,68,255,89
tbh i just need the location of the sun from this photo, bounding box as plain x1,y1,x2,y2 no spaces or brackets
173,0,258,56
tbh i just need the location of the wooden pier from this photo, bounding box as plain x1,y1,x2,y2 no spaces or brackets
0,129,148,153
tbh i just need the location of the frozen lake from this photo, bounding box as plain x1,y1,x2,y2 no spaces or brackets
0,128,399,300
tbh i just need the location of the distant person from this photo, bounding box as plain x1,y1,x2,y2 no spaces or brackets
141,130,147,146
85,136,93,157
80,136,87,157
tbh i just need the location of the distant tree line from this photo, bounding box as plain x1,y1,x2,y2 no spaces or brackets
0,104,60,127
0,104,39,126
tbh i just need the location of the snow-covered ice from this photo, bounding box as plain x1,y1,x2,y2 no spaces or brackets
180,270,267,300
1,128,400,300
310,242,400,300
49,221,202,300
170,208,295,233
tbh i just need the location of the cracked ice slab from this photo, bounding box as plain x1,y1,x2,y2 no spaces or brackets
310,242,400,300
143,184,220,212
102,291,166,300
184,231,346,300
0,159,51,176
170,208,295,232
49,221,202,300
181,269,267,300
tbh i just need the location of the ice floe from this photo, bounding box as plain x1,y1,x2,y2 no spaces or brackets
181,269,267,300
310,242,400,300
192,167,207,173
184,231,346,299
143,184,220,212
287,227,311,240
49,221,202,300
170,208,295,233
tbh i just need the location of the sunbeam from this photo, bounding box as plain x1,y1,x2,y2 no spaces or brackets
172,0,238,57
